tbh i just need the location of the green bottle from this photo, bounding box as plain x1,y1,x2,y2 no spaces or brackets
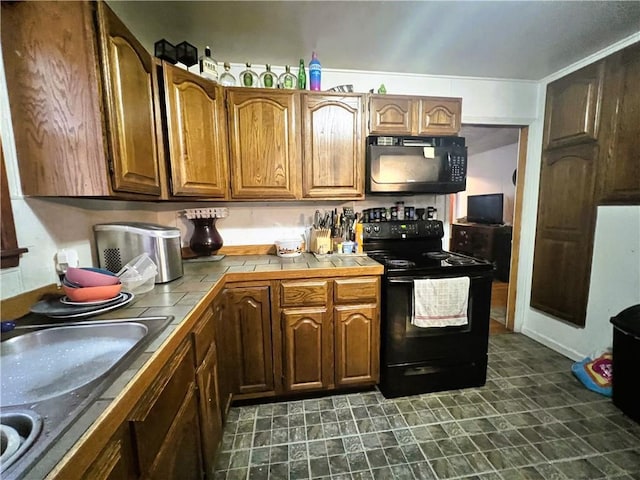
297,58,306,89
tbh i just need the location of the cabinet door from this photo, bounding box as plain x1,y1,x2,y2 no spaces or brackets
302,93,364,198
334,305,379,387
282,308,333,392
227,89,300,199
97,2,162,195
369,96,413,135
531,144,598,326
416,97,462,136
543,61,604,151
163,63,229,198
598,42,640,204
213,295,234,419
196,345,223,479
226,286,274,394
146,384,204,480
81,424,137,480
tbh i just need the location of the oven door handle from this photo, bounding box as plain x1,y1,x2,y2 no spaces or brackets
387,273,490,284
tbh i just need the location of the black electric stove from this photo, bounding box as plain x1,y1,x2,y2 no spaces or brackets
362,220,493,398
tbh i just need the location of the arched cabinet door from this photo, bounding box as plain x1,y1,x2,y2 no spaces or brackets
416,97,462,136
301,93,365,199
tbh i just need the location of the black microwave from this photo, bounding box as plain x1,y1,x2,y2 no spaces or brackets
366,135,467,194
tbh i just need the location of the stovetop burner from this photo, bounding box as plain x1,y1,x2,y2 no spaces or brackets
385,259,416,268
423,251,450,260
445,255,476,265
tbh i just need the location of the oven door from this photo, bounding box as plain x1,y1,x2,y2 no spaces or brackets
381,270,492,366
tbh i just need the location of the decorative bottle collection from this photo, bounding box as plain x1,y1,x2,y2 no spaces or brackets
309,51,321,91
297,58,306,89
219,62,236,86
198,46,218,81
278,65,297,89
259,64,277,88
240,62,259,87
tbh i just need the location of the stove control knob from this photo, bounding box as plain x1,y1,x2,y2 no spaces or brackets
364,225,372,234
373,225,381,233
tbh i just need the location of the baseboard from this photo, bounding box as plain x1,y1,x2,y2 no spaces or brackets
521,327,584,361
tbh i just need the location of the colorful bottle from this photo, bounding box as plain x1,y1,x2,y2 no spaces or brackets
297,58,306,90
259,64,276,88
219,62,236,86
199,46,218,82
278,65,296,89
309,51,321,91
240,62,259,87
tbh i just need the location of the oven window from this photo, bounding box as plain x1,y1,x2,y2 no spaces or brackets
372,149,442,184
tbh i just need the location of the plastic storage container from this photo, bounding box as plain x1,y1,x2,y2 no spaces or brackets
610,304,640,423
118,253,158,294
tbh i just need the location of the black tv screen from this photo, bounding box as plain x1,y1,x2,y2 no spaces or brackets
467,193,504,224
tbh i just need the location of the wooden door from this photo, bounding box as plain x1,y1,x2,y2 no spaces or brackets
369,96,413,135
301,93,364,199
80,425,137,480
282,308,333,392
225,286,274,394
543,62,604,150
97,2,162,195
163,63,229,198
227,89,300,199
531,144,599,326
416,97,462,136
334,305,379,386
598,42,640,204
146,385,204,480
196,345,223,479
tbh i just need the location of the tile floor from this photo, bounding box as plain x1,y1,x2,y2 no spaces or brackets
213,334,640,479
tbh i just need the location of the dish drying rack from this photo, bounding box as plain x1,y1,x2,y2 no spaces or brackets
182,207,228,219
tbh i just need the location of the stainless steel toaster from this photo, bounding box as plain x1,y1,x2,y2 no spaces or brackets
93,222,183,283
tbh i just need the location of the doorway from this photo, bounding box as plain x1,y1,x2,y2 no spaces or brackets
454,125,528,333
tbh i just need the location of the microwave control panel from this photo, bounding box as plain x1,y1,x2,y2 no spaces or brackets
450,154,466,182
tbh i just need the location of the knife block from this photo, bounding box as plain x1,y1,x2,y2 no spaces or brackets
310,228,331,255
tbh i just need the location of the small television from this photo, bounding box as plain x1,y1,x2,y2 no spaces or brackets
467,193,504,224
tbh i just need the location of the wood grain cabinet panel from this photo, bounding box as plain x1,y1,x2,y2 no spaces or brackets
280,280,329,307
334,277,379,304
80,425,137,480
369,96,413,135
543,62,604,150
282,308,333,392
227,89,300,199
196,344,223,479
416,97,462,136
161,63,229,198
225,286,275,394
1,1,162,197
301,93,365,199
334,305,379,387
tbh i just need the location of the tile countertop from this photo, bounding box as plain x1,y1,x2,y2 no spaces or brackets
27,253,383,479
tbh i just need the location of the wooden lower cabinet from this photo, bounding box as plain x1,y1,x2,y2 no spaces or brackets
334,305,379,387
282,308,333,392
225,285,275,395
80,424,137,480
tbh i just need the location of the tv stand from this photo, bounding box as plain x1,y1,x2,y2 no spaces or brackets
450,223,513,282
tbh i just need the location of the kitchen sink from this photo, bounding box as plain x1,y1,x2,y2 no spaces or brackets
0,316,173,479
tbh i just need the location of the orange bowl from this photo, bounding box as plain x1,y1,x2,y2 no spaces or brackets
65,266,120,287
62,283,122,302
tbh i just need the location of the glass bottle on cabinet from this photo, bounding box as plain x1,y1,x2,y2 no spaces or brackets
198,45,218,82
278,65,296,89
219,62,236,86
239,62,259,87
259,64,276,88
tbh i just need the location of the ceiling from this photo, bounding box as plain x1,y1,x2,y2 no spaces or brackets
108,1,640,81
460,126,520,155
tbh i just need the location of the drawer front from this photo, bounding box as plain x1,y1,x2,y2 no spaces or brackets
334,277,379,304
192,305,215,366
280,280,329,307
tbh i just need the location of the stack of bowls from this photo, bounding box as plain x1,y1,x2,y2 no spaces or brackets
63,267,122,302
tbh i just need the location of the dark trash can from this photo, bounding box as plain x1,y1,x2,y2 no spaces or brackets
610,304,640,423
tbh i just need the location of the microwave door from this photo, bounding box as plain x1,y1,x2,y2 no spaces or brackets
370,146,442,188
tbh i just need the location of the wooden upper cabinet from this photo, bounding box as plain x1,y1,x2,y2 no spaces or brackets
301,93,365,199
369,96,413,135
226,89,300,199
161,63,229,198
416,97,462,136
97,2,162,195
598,42,640,204
1,1,162,197
543,61,604,151
369,94,461,136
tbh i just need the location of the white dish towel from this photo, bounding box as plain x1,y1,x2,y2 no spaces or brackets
412,277,470,328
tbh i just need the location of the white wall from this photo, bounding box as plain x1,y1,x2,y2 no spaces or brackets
513,33,640,359
456,143,518,224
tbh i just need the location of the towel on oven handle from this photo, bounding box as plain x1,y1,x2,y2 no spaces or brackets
412,277,470,327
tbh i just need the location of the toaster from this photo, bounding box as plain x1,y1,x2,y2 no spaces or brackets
93,222,183,283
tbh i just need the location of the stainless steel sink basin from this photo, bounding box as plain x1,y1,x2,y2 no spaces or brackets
2,323,148,405
0,410,42,472
0,316,173,479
